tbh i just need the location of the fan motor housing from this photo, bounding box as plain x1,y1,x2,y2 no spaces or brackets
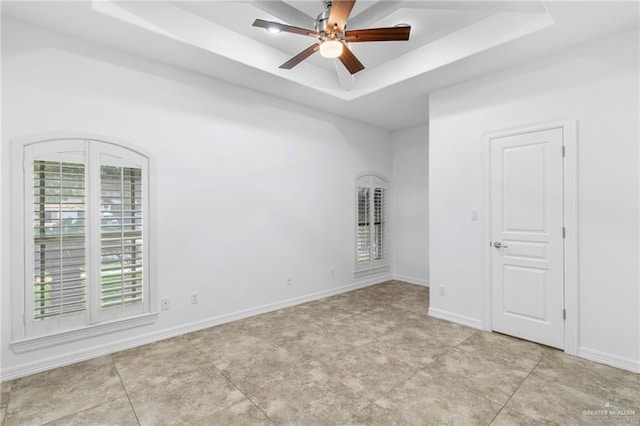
315,0,343,34
315,10,330,33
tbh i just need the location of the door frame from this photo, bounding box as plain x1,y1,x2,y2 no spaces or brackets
481,118,578,355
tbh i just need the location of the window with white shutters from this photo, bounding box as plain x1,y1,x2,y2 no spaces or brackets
12,136,156,348
355,174,388,272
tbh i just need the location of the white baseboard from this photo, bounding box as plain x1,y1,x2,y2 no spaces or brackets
1,274,392,381
393,274,429,287
427,307,483,330
578,346,640,374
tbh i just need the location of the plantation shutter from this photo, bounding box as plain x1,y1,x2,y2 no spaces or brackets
373,186,386,261
21,139,151,338
357,186,371,263
32,160,87,320
100,165,144,309
355,174,388,271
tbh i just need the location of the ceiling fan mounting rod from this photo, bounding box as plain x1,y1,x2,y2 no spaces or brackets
315,0,345,35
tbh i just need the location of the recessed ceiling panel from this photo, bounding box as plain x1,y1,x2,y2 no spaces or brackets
82,1,555,97
349,7,495,70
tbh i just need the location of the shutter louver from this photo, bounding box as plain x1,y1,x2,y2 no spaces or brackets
33,161,87,320
100,165,144,308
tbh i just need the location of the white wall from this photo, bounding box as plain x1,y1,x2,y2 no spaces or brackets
391,125,429,286
429,28,639,372
0,20,394,379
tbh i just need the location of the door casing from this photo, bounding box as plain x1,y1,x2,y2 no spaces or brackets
482,119,578,355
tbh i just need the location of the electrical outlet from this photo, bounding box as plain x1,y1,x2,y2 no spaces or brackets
191,292,199,304
161,297,170,310
287,276,292,286
330,267,335,277
439,285,446,296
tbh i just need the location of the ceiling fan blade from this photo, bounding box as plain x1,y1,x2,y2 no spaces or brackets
251,2,315,29
279,43,320,69
327,0,356,34
344,26,411,42
338,44,365,74
252,19,319,37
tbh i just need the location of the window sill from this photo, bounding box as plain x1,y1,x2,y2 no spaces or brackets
11,312,158,353
353,264,390,279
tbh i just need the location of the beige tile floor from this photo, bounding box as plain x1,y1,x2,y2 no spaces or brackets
2,281,639,425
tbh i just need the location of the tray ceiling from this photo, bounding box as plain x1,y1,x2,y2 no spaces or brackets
2,1,638,130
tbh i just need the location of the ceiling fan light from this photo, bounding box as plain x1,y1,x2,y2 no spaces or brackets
319,40,343,58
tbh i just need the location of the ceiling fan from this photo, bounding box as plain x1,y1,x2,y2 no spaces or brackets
253,0,411,75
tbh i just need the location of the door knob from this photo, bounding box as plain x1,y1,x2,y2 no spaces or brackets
494,242,509,249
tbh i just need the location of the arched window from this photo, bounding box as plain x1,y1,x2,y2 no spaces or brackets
355,173,389,273
11,134,156,351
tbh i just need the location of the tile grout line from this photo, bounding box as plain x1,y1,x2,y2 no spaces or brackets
400,327,481,379
22,373,138,426
186,339,279,426
1,385,11,426
429,328,481,363
487,355,544,425
215,370,278,426
110,355,142,426
363,328,483,407
7,361,140,426
345,315,479,417
416,329,551,413
37,397,131,426
413,327,479,369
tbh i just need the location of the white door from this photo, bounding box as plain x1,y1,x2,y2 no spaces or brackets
490,127,564,349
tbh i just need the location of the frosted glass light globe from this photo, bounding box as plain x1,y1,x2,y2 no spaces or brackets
319,40,343,58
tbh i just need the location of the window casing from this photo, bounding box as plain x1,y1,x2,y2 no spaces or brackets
355,173,388,273
12,136,156,350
